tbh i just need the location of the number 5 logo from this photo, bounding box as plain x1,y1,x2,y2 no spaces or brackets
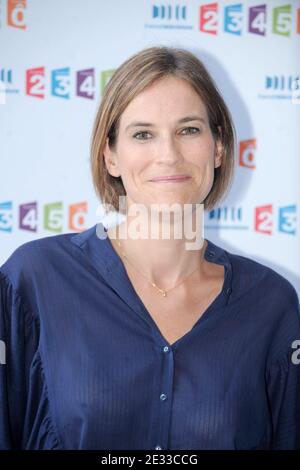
273,5,291,37
44,202,63,233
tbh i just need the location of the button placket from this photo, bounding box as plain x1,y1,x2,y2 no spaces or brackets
153,342,174,450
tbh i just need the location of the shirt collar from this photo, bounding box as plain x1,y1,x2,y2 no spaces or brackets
71,222,233,308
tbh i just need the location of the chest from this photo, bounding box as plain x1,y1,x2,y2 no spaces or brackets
125,266,225,346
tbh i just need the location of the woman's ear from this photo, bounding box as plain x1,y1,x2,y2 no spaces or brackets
103,137,121,177
214,127,223,169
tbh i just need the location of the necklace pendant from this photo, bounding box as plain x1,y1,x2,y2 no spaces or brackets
162,291,167,297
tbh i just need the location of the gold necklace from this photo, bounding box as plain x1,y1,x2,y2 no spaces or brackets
116,239,203,298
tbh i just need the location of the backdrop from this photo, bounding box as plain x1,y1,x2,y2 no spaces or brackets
0,0,299,296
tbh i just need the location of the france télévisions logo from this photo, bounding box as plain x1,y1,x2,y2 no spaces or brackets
258,75,300,101
204,204,297,235
238,139,257,170
25,67,96,100
255,204,297,235
7,0,27,29
205,206,248,230
0,201,88,234
198,2,299,37
23,67,116,101
25,67,45,99
145,3,193,30
0,68,20,101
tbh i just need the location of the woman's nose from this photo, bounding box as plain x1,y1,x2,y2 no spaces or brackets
156,135,184,165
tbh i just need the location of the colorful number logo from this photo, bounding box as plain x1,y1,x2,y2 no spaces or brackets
199,2,218,35
249,4,266,36
7,0,26,29
69,202,87,232
273,5,291,37
278,205,297,235
19,202,38,232
77,68,95,100
44,202,63,233
26,67,45,99
100,70,116,95
51,67,70,99
224,4,242,36
239,139,257,169
0,201,13,233
255,205,273,235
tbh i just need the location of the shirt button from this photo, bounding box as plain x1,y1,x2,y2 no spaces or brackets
207,251,215,257
155,445,162,450
226,287,232,295
160,393,167,401
163,346,169,353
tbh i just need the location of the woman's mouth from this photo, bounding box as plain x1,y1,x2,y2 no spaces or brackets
149,175,191,183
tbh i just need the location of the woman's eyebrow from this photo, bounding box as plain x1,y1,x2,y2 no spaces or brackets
125,115,206,131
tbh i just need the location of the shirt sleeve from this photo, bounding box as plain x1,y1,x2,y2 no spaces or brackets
0,270,40,449
266,288,300,450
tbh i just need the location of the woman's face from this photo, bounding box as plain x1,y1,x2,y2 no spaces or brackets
103,76,222,212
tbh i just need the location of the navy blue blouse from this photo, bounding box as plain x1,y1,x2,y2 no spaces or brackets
0,223,299,450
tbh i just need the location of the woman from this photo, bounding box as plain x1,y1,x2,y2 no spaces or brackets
0,46,299,450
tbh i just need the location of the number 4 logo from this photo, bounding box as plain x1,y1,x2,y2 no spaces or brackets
249,4,266,36
19,202,38,232
76,68,95,100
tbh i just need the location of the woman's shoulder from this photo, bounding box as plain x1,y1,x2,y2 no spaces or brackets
0,231,82,295
219,245,300,363
220,244,300,329
223,244,298,297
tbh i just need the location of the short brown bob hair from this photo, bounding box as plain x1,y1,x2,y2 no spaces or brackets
90,46,236,213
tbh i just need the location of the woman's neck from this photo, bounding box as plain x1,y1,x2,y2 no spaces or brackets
107,214,207,286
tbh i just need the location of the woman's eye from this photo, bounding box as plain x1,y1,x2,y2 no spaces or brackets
133,127,200,140
181,127,200,135
133,131,151,140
